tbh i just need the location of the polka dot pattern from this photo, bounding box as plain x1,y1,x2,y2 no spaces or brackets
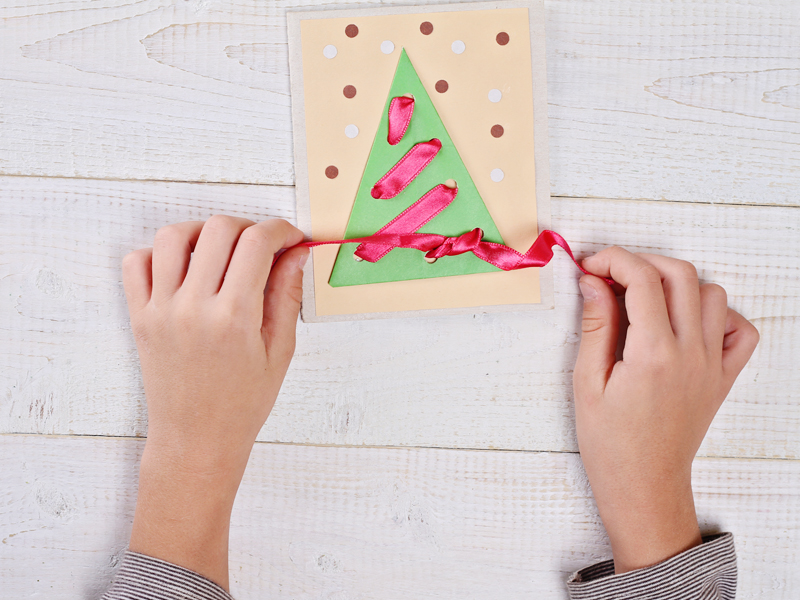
488,89,502,103
345,124,359,138
491,124,504,138
381,40,395,54
451,40,466,54
490,168,505,182
420,21,433,35
345,24,358,38
435,80,449,93
496,32,510,45
325,166,339,179
323,45,337,59
343,85,357,99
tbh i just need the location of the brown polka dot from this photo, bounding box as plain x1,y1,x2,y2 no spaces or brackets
435,79,449,93
420,21,433,35
345,24,359,38
343,85,357,99
491,124,504,138
496,32,510,45
325,165,339,179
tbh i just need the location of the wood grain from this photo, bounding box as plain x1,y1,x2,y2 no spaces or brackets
3,0,798,594
1,176,797,458
1,0,798,204
1,434,798,599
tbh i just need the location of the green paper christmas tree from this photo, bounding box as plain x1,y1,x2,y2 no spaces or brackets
328,49,504,287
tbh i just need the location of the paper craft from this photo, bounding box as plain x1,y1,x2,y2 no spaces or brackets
288,1,552,321
329,49,505,287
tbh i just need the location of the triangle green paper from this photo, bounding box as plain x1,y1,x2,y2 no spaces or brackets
329,49,504,287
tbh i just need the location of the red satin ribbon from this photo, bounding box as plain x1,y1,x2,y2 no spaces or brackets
293,93,612,286
387,96,414,145
356,184,458,262
371,139,442,199
295,228,614,284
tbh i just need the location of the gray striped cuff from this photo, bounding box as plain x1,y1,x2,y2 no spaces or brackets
101,551,235,600
567,533,737,600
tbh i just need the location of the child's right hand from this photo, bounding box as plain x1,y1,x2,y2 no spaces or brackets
573,247,759,574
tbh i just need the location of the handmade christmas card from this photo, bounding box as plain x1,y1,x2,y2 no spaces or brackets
288,1,551,321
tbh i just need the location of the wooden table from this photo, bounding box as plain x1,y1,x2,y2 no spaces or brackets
2,0,798,597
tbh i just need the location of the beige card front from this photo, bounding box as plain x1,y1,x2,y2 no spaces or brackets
288,2,551,320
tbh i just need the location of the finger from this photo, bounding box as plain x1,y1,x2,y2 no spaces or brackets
636,254,702,344
222,219,305,301
151,221,204,302
184,215,255,296
122,248,153,312
699,283,728,361
720,308,759,387
262,246,309,369
582,247,674,346
573,274,620,403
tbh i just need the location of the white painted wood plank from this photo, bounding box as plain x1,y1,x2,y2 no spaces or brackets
1,176,797,458
1,434,798,598
1,1,798,204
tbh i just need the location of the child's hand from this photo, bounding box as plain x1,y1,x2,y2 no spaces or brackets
574,247,758,574
122,216,308,589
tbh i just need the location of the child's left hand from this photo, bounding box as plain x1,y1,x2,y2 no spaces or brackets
122,216,308,590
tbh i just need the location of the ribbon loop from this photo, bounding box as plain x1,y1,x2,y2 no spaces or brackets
426,228,484,259
387,96,415,146
371,139,442,200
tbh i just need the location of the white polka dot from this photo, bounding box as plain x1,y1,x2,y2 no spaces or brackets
323,45,337,59
490,168,505,182
345,124,359,138
451,40,466,54
488,89,502,103
380,40,395,54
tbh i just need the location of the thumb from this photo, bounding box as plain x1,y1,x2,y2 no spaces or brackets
573,274,620,403
261,246,309,369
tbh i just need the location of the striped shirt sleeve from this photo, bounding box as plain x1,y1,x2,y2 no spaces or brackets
101,551,235,600
101,533,735,599
567,532,737,600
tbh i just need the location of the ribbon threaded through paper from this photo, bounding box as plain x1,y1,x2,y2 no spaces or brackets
356,183,458,262
387,96,415,145
371,139,442,199
305,91,613,285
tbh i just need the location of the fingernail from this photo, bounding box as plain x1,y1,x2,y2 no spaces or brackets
298,252,309,271
579,280,597,301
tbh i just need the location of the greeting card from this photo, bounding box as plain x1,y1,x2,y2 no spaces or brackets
288,1,552,321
